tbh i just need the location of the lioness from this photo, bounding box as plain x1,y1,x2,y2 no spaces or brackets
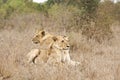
47,36,80,66
45,36,70,64
32,30,71,63
32,30,79,65
49,36,80,66
27,36,70,64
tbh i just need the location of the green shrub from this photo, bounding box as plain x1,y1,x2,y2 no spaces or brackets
114,2,120,22
82,1,114,42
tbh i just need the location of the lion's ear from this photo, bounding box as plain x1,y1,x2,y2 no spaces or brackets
41,30,45,36
63,36,69,41
52,36,58,41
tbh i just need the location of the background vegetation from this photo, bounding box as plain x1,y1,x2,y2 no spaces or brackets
0,0,120,80
0,0,120,42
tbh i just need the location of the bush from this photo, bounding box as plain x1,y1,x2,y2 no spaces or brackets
114,2,120,22
0,0,118,43
48,4,81,31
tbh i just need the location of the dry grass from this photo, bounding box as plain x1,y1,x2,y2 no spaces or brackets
0,14,120,80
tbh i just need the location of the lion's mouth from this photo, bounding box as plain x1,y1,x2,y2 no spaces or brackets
62,48,69,50
34,42,39,44
33,41,39,44
32,39,40,44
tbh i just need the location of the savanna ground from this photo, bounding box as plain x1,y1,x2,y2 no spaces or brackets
0,0,120,80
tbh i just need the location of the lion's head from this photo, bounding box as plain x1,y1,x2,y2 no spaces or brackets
32,30,49,44
51,36,70,50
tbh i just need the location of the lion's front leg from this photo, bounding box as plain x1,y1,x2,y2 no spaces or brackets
63,50,80,66
62,51,70,63
27,49,40,64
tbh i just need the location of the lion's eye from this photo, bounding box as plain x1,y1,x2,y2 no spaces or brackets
61,40,64,42
36,35,39,37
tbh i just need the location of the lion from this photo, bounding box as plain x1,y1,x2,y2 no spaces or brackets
27,36,69,64
47,36,80,66
31,30,80,66
28,35,80,66
46,36,70,64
